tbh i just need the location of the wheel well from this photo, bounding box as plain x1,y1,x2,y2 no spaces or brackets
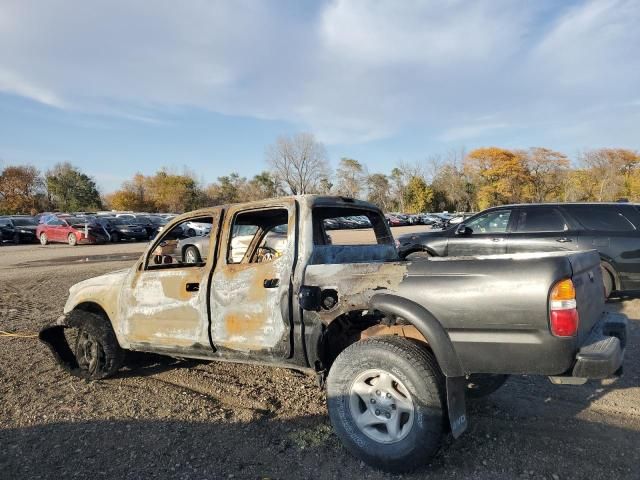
74,302,110,322
317,310,430,372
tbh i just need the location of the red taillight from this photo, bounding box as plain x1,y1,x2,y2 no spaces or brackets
550,309,579,337
549,279,579,337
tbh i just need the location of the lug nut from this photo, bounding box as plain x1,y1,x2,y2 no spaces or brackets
376,390,381,396
386,393,392,399
385,412,391,419
370,399,376,404
375,409,380,415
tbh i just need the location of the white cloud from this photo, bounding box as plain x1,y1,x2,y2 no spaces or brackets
0,0,638,148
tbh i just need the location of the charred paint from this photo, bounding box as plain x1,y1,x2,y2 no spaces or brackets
303,262,408,324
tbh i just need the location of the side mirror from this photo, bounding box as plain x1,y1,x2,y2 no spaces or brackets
456,224,472,236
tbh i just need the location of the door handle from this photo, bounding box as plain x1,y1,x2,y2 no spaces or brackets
491,238,504,242
556,237,572,243
185,282,200,292
263,278,280,288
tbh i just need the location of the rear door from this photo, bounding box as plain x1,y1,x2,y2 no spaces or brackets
447,208,514,256
508,206,578,253
564,204,640,290
209,201,295,359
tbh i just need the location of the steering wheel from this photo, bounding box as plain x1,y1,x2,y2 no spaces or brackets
256,246,277,263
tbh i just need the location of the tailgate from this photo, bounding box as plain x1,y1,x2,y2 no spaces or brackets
566,250,605,344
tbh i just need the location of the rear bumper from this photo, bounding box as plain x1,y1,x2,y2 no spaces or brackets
572,312,628,379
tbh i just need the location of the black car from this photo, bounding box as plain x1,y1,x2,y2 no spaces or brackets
0,216,38,244
397,202,640,297
99,217,148,242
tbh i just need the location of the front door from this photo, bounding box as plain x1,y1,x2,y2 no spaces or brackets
447,209,514,256
209,201,295,359
120,211,220,356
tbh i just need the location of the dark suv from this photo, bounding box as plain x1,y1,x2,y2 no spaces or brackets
397,202,640,297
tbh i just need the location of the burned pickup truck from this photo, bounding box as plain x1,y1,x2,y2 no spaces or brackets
40,195,628,472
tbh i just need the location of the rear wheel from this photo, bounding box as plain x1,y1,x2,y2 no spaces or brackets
186,228,196,237
326,336,445,473
39,233,48,245
601,264,614,298
110,231,120,243
13,233,20,245
68,233,78,246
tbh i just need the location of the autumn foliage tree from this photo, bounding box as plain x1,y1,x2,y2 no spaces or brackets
0,165,46,214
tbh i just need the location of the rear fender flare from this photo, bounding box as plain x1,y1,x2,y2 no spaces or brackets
369,293,468,438
369,293,464,377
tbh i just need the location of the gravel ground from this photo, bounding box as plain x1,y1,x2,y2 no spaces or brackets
0,238,638,480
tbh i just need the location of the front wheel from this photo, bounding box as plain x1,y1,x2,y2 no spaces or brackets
326,336,445,473
110,232,120,243
13,233,20,245
73,312,125,380
68,233,78,246
186,228,196,237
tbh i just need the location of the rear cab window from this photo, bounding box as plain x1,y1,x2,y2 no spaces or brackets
310,207,397,264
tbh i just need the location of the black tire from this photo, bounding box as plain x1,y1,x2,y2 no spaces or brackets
601,263,614,298
71,311,125,380
68,233,77,246
326,336,445,473
183,245,201,264
13,233,20,245
465,374,509,399
187,228,196,237
110,231,120,243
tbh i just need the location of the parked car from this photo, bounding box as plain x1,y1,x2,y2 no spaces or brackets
40,195,627,473
0,216,38,244
102,217,149,242
183,220,212,237
397,202,640,297
36,215,108,246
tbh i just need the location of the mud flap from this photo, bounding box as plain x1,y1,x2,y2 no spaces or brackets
446,376,468,438
39,323,84,377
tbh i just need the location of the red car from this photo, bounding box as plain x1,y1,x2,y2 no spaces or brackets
36,216,107,246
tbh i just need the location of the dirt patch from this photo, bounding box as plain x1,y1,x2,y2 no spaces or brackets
0,243,639,479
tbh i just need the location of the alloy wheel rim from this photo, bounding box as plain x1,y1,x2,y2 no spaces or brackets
348,369,415,444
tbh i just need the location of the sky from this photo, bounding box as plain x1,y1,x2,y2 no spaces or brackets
0,0,639,193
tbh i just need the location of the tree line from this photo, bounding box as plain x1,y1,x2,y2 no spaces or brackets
1,132,639,215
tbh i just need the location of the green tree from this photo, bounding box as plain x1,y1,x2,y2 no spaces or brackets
366,173,392,211
46,163,102,211
335,157,365,198
403,176,433,213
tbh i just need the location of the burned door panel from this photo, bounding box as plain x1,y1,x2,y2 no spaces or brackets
119,211,220,355
209,201,295,358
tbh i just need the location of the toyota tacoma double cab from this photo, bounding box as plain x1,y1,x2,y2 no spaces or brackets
40,195,628,472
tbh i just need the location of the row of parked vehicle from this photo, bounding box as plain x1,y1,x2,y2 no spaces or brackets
0,211,208,246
